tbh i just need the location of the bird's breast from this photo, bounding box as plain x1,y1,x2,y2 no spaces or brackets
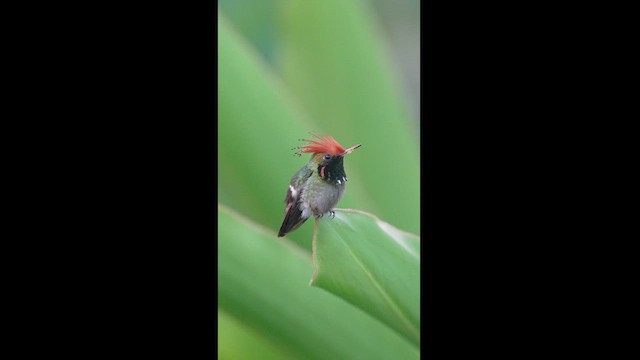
302,178,345,215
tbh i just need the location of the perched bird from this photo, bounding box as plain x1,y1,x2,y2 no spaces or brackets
278,133,361,237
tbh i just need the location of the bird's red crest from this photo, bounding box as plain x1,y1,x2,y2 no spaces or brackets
296,133,345,155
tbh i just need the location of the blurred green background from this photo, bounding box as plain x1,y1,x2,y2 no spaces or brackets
218,0,420,358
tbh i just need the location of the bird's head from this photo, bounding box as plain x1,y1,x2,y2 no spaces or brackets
295,133,361,184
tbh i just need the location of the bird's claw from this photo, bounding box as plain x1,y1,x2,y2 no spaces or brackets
315,211,335,219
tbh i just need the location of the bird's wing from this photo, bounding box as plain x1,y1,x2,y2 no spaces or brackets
278,167,313,237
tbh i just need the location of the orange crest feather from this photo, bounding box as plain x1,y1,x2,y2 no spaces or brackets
296,133,345,155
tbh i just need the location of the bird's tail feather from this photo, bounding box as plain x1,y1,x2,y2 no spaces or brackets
278,202,309,237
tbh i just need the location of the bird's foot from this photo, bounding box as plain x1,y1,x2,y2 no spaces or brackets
329,210,335,219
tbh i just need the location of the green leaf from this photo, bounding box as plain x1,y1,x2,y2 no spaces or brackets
218,310,298,360
217,0,278,65
218,13,320,248
218,204,419,359
311,209,420,347
277,0,421,235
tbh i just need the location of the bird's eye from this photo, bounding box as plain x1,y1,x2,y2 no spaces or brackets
324,154,332,160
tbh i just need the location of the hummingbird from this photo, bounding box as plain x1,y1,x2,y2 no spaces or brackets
278,133,362,237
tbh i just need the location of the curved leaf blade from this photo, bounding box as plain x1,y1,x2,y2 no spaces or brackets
218,13,322,248
218,310,298,360
311,209,420,347
218,204,419,359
